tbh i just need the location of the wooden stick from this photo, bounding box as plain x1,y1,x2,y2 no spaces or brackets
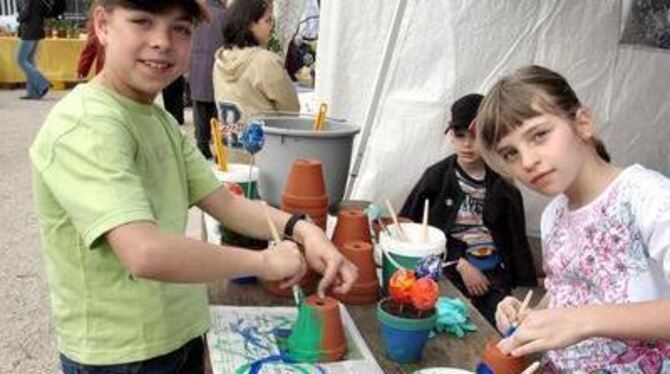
260,201,281,243
518,289,534,317
210,118,227,171
314,102,328,131
384,199,407,241
260,201,302,305
521,361,540,374
421,199,429,243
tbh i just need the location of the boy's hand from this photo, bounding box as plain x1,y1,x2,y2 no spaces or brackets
495,296,524,334
294,221,358,298
497,307,592,356
456,258,490,296
258,240,306,286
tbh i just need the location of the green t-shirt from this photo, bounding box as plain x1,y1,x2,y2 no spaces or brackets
29,83,221,365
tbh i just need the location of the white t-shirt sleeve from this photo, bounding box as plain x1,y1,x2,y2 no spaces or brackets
632,167,670,285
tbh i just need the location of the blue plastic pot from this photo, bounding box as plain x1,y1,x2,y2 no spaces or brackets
377,299,437,363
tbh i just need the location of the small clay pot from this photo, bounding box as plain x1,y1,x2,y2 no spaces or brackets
372,216,413,238
288,295,348,362
263,269,320,298
336,241,379,304
477,340,528,374
282,192,328,209
284,159,327,197
331,209,372,248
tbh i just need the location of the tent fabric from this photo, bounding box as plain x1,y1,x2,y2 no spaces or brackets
315,0,670,236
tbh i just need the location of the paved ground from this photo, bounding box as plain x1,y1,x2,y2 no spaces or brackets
0,88,202,373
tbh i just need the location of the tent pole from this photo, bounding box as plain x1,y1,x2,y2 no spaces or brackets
343,0,408,200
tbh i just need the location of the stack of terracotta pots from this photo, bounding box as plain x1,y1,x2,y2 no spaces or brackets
331,209,379,304
281,159,328,231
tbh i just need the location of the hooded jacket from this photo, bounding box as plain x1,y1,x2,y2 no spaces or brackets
212,46,299,124
401,154,538,288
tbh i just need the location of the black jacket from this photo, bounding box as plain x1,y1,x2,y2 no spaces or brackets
400,155,538,288
18,0,48,40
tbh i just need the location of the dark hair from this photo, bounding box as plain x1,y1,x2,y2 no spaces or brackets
97,0,208,24
477,65,610,168
223,0,270,48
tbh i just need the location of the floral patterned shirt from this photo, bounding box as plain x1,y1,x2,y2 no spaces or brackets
541,165,670,373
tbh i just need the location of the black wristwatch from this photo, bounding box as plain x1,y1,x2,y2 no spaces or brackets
284,213,308,239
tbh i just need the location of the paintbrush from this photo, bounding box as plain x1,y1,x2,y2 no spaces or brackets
504,289,533,337
260,201,304,306
384,199,408,241
521,361,540,374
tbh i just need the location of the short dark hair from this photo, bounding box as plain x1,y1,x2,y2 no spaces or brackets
97,0,208,24
223,0,270,49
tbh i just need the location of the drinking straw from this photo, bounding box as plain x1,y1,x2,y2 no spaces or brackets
314,103,328,131
260,201,303,306
521,361,540,374
422,199,429,243
384,199,408,241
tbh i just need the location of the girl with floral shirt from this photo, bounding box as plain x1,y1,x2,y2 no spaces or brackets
476,65,670,373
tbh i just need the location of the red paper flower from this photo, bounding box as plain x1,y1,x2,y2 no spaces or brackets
411,277,439,310
389,269,416,303
226,182,245,196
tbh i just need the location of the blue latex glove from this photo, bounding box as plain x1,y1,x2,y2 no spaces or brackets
433,296,478,338
363,204,386,220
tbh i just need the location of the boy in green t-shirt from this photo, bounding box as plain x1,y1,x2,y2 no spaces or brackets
29,1,357,372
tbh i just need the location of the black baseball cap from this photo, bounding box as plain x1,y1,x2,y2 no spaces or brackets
446,93,484,133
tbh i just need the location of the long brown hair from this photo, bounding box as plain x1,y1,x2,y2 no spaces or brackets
476,65,610,171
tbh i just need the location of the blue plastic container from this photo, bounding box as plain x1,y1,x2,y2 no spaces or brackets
376,299,437,363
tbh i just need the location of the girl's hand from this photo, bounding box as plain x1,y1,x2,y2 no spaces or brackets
456,259,490,296
495,296,523,334
259,240,306,286
498,307,592,356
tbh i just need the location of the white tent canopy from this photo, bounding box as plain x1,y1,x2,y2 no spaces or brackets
315,0,670,236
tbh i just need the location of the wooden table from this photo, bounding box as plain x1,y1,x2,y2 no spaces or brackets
208,279,501,373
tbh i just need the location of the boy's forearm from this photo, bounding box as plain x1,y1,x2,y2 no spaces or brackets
584,300,670,341
108,221,268,282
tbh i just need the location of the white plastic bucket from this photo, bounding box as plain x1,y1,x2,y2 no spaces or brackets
378,223,446,292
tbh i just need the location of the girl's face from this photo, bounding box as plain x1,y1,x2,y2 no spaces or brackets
494,111,593,196
250,8,273,47
94,6,193,103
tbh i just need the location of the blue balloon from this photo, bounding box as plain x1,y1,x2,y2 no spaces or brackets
240,120,265,155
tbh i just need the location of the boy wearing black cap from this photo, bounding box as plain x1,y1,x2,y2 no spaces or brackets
401,94,537,325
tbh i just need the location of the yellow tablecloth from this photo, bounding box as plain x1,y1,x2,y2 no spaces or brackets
0,36,92,84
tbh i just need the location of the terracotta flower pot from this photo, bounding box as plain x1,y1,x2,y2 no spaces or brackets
263,269,320,298
477,340,528,374
282,192,328,209
331,209,372,248
288,295,348,362
284,159,327,197
336,241,379,305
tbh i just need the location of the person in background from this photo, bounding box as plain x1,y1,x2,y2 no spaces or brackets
401,94,537,325
213,0,299,128
16,0,50,100
188,0,227,159
162,75,186,125
481,65,670,372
